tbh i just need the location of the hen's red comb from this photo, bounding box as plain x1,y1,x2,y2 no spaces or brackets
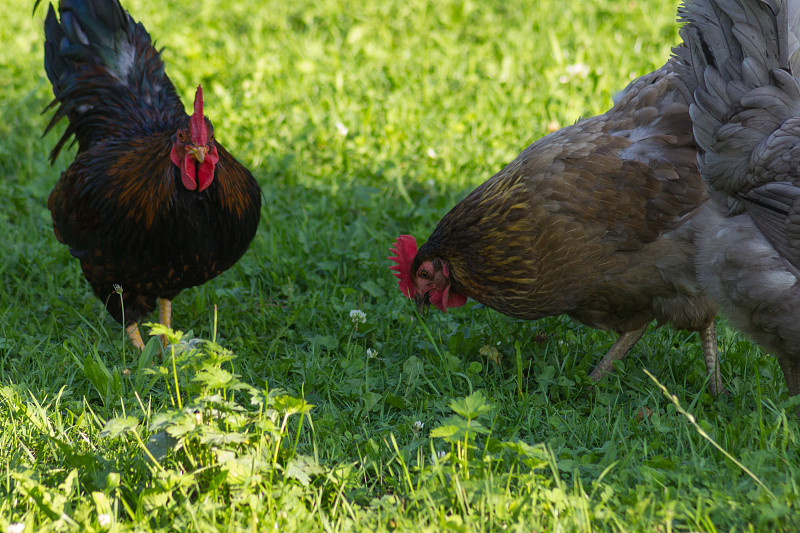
388,235,417,298
190,85,207,145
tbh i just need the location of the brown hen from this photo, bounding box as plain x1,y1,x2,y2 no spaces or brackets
391,60,723,395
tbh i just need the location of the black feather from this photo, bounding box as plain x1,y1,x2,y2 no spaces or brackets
40,0,262,329
41,0,185,161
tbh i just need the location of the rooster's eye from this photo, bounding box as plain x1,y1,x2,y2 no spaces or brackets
418,270,431,280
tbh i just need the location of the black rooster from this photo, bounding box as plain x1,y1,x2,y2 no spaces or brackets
40,0,262,348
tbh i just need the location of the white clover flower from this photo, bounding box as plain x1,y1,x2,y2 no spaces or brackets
349,309,367,324
431,450,447,463
565,63,589,78
426,148,437,159
7,523,25,533
560,63,590,84
366,348,377,358
98,514,111,527
335,121,349,137
413,420,424,430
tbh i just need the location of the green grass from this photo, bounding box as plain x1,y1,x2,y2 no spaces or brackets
2,0,799,530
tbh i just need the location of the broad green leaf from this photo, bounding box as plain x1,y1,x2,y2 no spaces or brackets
449,391,492,420
360,280,386,299
100,416,139,438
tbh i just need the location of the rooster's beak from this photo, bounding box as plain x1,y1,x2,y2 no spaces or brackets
187,145,208,163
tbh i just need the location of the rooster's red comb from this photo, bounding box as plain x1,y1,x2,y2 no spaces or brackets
388,235,417,298
190,85,208,146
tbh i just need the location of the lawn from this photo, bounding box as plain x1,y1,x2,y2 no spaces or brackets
1,0,799,530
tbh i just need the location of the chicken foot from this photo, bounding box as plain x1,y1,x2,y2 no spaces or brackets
122,299,172,350
126,323,145,350
700,321,725,397
589,322,725,396
778,357,800,398
588,326,647,383
158,298,172,348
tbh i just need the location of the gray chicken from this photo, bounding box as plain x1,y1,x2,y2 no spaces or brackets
677,0,800,396
390,57,724,395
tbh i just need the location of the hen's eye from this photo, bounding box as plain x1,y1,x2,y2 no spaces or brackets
418,270,431,280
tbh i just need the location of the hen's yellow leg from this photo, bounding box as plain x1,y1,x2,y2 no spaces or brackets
700,321,726,396
589,326,647,382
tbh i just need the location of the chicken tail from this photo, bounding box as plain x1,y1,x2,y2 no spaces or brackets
40,0,182,162
677,0,800,272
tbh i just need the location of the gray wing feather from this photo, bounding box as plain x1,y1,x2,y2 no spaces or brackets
679,0,800,271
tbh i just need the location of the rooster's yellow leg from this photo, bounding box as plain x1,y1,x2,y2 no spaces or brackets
158,298,172,347
126,323,145,350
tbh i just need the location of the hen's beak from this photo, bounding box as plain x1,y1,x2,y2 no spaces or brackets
414,293,431,316
187,145,208,163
